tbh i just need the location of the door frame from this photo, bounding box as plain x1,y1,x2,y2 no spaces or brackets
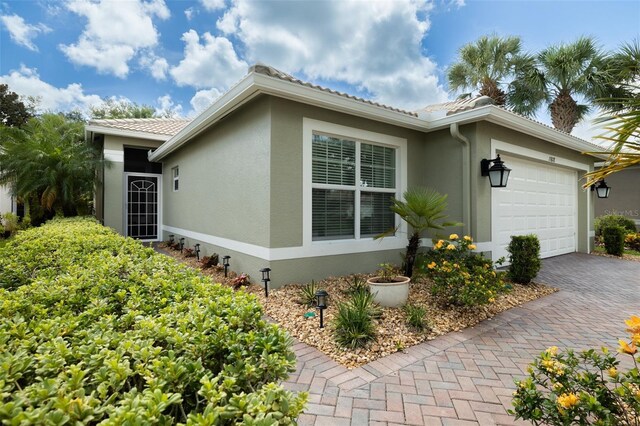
123,172,163,242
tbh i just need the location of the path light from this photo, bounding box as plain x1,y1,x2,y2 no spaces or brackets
194,244,200,261
315,289,329,328
222,256,231,278
179,238,185,252
260,267,271,297
591,179,611,199
169,234,175,244
481,154,511,188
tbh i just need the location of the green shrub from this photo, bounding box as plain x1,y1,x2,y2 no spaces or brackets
299,280,319,307
404,304,430,331
0,217,306,424
333,289,377,349
625,233,640,251
506,235,541,284
422,234,507,306
1,212,19,235
603,225,626,256
595,214,637,236
510,315,640,425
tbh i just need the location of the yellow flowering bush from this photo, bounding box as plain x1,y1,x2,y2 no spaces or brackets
511,316,640,425
420,236,507,306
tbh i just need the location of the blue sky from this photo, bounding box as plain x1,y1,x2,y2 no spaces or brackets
1,0,638,139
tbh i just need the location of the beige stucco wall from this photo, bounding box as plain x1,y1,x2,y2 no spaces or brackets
102,135,163,235
594,166,640,227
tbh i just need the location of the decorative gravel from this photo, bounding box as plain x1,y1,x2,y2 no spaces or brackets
160,245,558,369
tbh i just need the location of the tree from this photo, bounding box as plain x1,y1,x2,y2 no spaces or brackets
0,84,32,127
90,98,156,119
447,35,526,106
380,187,460,277
0,114,102,218
511,37,609,133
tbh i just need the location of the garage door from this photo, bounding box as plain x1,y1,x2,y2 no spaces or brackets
492,155,577,263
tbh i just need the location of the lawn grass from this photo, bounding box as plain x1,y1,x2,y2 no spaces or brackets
592,245,640,258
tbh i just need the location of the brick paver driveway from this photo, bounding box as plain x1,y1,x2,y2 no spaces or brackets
283,253,640,425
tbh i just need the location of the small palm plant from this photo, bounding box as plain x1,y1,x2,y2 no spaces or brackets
379,187,460,277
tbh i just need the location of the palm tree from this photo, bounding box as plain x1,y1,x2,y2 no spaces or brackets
0,114,102,217
381,187,460,277
511,37,608,134
447,35,526,106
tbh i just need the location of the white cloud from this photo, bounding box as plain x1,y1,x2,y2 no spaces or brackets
216,0,448,110
156,94,183,117
170,30,247,89
185,7,196,20
140,53,169,80
0,13,51,51
201,0,226,11
0,65,101,113
60,0,170,78
190,88,222,115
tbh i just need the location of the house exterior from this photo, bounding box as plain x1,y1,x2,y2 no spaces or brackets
594,166,640,228
87,65,601,287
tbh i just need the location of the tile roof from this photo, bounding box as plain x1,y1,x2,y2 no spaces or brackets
250,64,419,117
418,96,496,115
88,118,192,136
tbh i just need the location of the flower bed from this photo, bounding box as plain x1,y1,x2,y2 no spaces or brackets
162,244,557,369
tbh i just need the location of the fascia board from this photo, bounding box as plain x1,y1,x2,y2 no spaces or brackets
428,106,606,157
85,125,171,142
251,73,427,131
149,74,259,161
150,72,430,161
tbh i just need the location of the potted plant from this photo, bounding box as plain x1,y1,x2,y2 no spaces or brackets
366,263,410,308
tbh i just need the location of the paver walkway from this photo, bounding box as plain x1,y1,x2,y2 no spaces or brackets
282,253,640,425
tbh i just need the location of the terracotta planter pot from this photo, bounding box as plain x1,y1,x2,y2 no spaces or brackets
366,276,410,308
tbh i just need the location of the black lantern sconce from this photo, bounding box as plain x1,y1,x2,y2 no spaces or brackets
179,237,185,252
260,267,271,297
315,289,329,328
169,234,175,244
591,179,611,199
194,244,200,261
481,154,511,188
222,255,231,277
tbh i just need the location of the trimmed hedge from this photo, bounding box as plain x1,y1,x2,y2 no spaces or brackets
594,215,636,237
0,218,306,424
506,235,541,284
602,225,626,256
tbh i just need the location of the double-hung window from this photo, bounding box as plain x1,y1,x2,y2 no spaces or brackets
312,132,397,241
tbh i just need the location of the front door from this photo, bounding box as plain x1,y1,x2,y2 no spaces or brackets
126,174,160,240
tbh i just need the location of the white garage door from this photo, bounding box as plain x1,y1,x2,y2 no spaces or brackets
492,155,577,263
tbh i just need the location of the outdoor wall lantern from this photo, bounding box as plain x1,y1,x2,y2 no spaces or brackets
222,255,231,277
591,179,611,199
315,289,329,328
260,267,271,297
169,234,175,244
481,154,511,188
194,244,200,261
179,237,185,252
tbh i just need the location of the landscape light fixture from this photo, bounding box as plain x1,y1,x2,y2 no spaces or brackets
260,267,271,297
315,289,329,328
591,179,611,199
481,154,511,188
169,234,175,244
179,237,185,252
194,244,200,261
222,255,231,277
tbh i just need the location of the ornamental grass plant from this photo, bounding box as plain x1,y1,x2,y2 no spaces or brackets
0,217,306,424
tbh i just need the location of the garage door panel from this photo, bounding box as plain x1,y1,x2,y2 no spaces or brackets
492,155,577,262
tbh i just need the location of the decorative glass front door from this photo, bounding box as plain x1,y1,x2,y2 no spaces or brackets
126,175,159,240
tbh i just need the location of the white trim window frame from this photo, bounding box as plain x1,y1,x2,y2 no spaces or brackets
303,118,408,253
172,166,179,192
